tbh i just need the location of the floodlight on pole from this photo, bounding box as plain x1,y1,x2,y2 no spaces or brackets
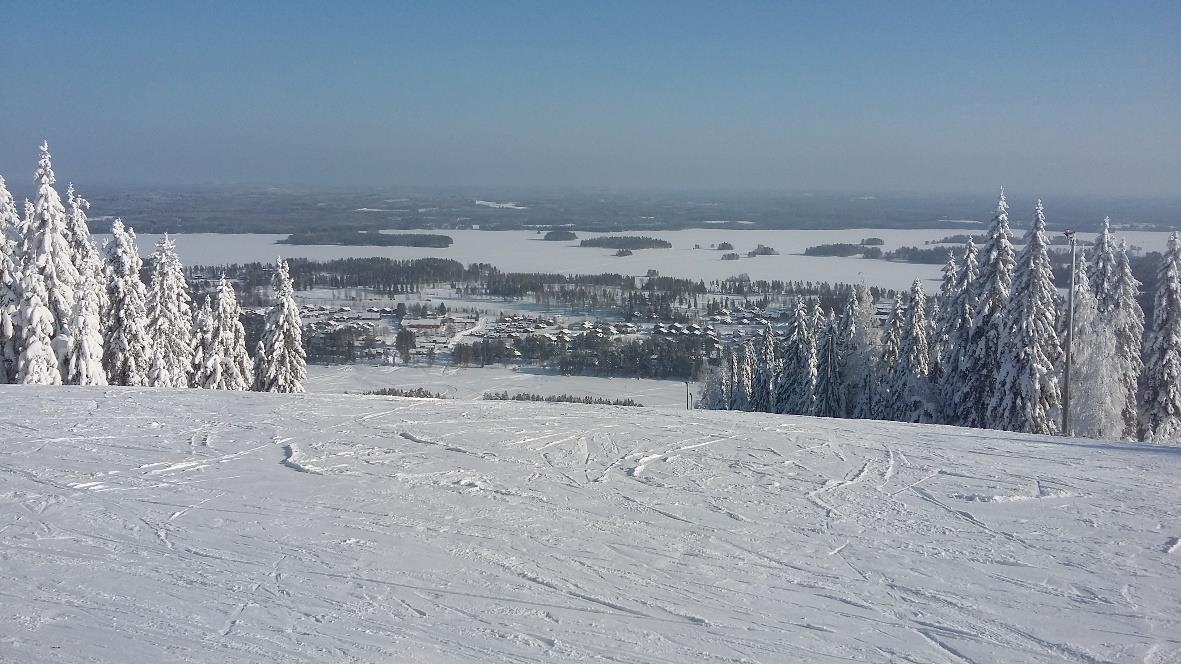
1062,228,1077,435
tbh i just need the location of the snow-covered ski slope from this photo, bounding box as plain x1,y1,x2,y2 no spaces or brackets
2,387,1179,663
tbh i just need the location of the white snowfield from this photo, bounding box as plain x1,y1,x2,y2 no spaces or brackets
1,387,1179,663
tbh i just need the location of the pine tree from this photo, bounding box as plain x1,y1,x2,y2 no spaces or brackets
842,285,880,419
16,272,61,385
211,276,252,390
939,240,979,425
102,219,152,386
957,189,1015,428
190,298,218,388
874,298,904,420
1138,232,1181,442
812,311,844,418
21,142,79,368
775,299,817,415
0,176,21,383
989,200,1062,434
65,278,107,386
1112,241,1145,439
145,235,194,387
895,280,933,422
749,327,778,412
1067,252,1123,439
256,258,307,393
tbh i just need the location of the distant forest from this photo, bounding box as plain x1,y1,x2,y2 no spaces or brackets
580,236,673,250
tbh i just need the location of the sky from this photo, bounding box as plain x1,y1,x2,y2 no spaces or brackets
0,1,1178,196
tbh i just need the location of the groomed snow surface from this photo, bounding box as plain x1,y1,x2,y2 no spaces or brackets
2,387,1179,663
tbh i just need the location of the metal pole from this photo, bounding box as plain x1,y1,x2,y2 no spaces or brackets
1062,230,1077,435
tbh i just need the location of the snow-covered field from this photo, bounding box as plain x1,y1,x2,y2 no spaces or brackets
2,386,1179,662
305,363,693,408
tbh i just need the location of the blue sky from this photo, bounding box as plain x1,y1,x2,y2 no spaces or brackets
0,1,1177,195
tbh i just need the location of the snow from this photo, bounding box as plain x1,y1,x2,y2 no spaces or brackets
2,386,1178,662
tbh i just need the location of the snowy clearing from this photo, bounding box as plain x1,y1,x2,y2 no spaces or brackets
1,387,1179,662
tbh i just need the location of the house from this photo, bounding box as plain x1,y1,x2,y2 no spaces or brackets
401,318,446,335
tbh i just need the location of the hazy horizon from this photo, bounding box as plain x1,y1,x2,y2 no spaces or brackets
1,2,1178,197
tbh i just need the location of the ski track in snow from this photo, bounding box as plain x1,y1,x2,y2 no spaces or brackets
1,385,1180,663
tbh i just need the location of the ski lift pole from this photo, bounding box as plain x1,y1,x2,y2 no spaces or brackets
1062,229,1077,435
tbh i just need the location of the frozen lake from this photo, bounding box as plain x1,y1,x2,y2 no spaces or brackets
96,227,1178,292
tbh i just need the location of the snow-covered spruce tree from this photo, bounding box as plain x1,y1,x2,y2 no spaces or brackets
65,185,108,318
65,278,107,386
1138,233,1181,442
726,348,743,410
251,340,266,392
16,272,61,385
749,327,778,413
65,186,101,281
0,176,22,383
1067,252,1123,439
929,251,959,384
190,297,218,388
956,189,1015,428
938,240,979,425
145,235,194,387
211,276,252,390
775,299,817,415
1089,216,1119,312
810,299,824,341
21,142,79,364
874,298,904,420
102,219,152,386
894,280,934,423
989,200,1062,435
697,362,728,410
732,342,756,411
1112,241,1145,439
719,348,736,409
812,311,844,418
842,285,880,419
256,258,307,393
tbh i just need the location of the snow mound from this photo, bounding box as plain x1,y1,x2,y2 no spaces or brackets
1,386,1179,663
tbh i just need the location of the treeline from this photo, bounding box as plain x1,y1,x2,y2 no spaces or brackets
364,387,448,398
279,231,453,247
580,236,673,250
483,391,643,407
543,230,577,241
453,334,711,380
702,194,1181,444
804,243,883,258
